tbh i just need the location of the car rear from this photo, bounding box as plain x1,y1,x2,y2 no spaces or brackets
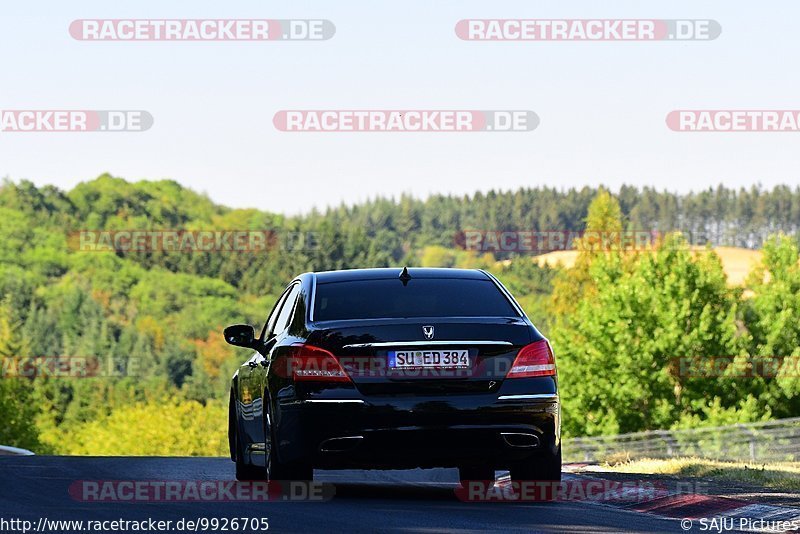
269,268,560,478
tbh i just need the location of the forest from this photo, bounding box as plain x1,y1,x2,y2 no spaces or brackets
1,174,799,455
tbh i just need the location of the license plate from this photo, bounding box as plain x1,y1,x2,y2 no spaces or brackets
388,349,471,369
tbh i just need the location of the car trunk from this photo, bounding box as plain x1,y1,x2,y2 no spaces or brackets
306,317,535,396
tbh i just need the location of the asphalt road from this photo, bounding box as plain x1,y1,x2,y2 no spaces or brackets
0,456,686,533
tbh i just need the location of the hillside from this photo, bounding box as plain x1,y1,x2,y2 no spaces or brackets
1,176,799,453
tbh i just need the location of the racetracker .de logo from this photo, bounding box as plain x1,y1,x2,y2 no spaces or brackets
456,19,721,41
68,480,334,502
459,230,662,254
69,230,321,253
676,355,800,378
273,110,539,132
667,110,800,132
455,479,671,502
69,19,335,41
0,110,152,132
1,356,140,379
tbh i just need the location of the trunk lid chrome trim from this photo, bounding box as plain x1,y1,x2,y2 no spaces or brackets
343,340,513,349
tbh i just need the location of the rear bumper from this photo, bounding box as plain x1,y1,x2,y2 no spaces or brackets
273,393,560,469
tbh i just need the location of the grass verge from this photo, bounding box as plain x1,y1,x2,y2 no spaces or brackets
600,457,800,491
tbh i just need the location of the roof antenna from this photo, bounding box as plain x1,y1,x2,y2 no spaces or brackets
399,266,412,285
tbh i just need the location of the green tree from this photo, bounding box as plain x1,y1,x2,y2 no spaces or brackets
550,193,745,436
0,296,43,450
744,234,800,411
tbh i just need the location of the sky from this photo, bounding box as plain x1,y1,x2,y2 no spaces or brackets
1,1,798,214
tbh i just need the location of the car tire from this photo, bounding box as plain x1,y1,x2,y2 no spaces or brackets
509,446,562,483
234,430,266,481
230,392,266,481
235,457,266,481
459,465,496,483
264,401,313,482
267,455,313,482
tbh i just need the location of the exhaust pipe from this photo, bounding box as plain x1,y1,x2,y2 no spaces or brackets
501,432,540,449
319,436,364,453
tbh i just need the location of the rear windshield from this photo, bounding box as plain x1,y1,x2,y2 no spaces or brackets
313,278,519,321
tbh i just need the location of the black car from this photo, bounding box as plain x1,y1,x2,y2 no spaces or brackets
225,267,560,483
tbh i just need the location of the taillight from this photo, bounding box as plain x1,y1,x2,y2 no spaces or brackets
288,344,351,382
507,340,556,378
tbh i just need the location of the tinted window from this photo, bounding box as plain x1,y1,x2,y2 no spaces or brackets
314,278,518,321
270,284,301,336
260,286,293,339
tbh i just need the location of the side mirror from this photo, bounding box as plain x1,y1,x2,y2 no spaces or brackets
224,324,257,349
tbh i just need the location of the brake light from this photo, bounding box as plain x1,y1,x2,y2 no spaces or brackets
507,340,556,378
289,344,351,382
